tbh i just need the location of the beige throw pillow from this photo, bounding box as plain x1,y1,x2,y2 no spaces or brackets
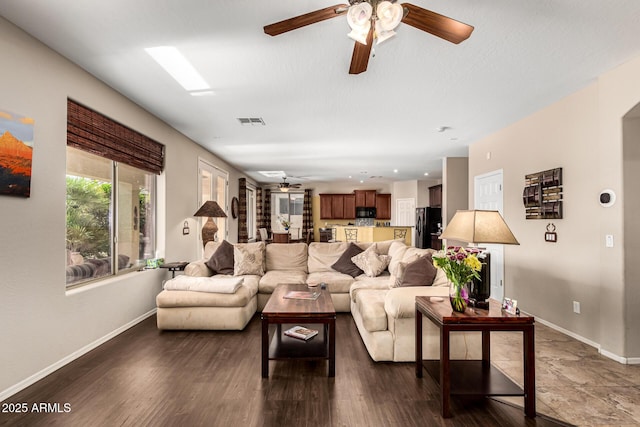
351,245,391,277
233,242,265,276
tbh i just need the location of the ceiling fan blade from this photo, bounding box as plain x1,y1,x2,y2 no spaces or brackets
348,27,374,74
401,3,474,44
264,4,349,36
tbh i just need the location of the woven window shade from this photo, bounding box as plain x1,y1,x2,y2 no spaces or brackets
67,99,165,174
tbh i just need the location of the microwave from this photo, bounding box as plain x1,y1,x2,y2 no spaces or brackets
356,207,376,218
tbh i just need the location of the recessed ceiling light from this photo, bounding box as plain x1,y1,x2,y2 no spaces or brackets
145,46,210,92
424,172,429,176
359,180,364,183
393,169,398,173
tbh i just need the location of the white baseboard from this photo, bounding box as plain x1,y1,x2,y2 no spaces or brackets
0,308,157,402
534,315,639,365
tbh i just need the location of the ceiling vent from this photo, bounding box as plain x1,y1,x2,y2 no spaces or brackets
237,117,265,126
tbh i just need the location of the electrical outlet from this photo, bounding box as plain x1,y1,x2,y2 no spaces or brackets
573,301,581,314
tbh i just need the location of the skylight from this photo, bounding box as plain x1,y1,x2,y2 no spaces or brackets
145,46,210,92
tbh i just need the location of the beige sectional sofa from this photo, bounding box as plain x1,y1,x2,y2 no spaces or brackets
155,239,480,362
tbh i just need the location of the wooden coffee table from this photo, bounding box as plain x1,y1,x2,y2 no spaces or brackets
261,284,336,377
415,297,535,418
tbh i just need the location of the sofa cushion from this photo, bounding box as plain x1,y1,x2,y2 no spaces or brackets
234,242,265,276
163,275,243,294
205,240,235,275
156,285,254,308
331,243,364,277
259,270,308,294
384,286,449,319
266,242,308,272
350,273,392,302
308,242,349,273
358,239,404,255
392,254,437,287
354,289,388,332
203,240,223,261
351,245,391,277
306,271,355,293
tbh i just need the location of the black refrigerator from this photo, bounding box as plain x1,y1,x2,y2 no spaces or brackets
415,207,442,249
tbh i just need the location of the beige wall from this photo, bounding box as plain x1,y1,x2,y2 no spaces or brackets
0,17,253,398
469,55,640,360
443,157,469,225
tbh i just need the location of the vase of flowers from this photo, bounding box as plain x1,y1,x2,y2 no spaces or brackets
279,216,291,231
433,246,483,313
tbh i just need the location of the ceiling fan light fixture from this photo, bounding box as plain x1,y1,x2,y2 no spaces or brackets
347,2,373,45
376,1,403,31
375,20,396,44
280,186,289,192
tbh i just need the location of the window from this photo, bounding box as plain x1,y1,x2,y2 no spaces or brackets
65,99,163,288
271,192,304,239
66,147,156,286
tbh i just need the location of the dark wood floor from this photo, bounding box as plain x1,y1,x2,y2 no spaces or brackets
1,314,572,427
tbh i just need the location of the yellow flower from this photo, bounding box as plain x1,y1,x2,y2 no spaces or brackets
464,255,482,271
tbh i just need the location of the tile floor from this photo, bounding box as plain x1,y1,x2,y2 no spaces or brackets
491,323,640,426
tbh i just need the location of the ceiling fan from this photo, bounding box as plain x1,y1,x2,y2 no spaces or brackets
264,1,474,74
272,177,303,192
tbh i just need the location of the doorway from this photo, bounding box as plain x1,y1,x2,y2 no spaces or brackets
474,170,505,301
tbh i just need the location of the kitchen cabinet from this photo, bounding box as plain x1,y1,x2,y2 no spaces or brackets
320,194,333,219
320,194,356,219
375,193,391,219
429,185,442,207
355,190,377,207
343,194,356,219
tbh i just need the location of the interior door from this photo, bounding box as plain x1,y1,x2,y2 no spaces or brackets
474,170,505,301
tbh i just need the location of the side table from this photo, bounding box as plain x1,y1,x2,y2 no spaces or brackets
159,261,188,278
415,296,535,418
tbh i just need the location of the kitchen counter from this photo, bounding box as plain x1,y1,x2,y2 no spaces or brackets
334,225,412,245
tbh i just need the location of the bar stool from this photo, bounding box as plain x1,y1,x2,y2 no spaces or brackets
345,228,358,243
394,228,407,241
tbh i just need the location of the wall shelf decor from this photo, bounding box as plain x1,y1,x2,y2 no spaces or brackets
523,167,563,219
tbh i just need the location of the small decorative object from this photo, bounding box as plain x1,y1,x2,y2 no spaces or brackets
279,215,291,231
433,246,482,312
502,297,519,315
231,197,239,219
0,108,34,198
544,223,557,242
182,221,190,235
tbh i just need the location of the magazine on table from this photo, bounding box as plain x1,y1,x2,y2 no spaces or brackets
284,325,318,341
283,290,321,300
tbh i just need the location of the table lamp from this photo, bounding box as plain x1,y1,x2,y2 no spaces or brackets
193,200,227,247
439,210,519,308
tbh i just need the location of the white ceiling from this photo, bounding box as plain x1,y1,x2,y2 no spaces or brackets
2,1,640,185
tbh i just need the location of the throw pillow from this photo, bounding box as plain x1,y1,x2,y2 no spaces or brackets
205,240,235,275
331,243,364,277
391,254,437,287
234,243,265,276
351,245,391,277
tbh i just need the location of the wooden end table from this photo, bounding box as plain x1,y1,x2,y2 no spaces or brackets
415,297,535,418
261,284,336,378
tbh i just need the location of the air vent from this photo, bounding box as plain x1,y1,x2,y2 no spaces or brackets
237,117,266,126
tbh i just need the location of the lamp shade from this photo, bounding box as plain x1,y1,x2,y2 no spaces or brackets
439,210,519,245
193,200,227,218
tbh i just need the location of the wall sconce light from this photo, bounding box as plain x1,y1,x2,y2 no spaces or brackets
182,221,190,235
